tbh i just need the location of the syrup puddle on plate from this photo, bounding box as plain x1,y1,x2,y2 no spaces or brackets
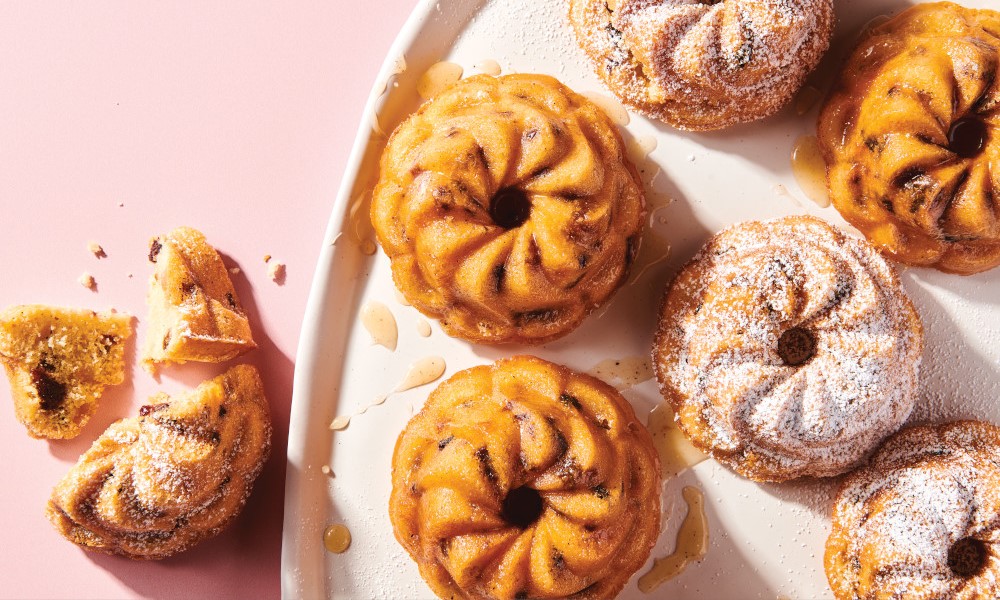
794,85,823,116
417,61,464,99
330,394,388,431
630,229,672,284
639,486,709,592
348,189,378,255
415,318,432,337
360,301,398,351
371,55,408,137
471,59,501,76
589,357,653,391
395,356,447,392
323,524,352,554
581,91,630,127
791,135,831,208
627,135,657,165
647,403,709,478
329,358,446,430
628,134,673,212
773,183,803,208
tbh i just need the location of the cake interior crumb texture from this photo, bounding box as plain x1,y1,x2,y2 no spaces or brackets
143,227,255,369
0,305,132,439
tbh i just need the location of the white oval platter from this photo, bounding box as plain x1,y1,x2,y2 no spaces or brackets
281,0,1000,598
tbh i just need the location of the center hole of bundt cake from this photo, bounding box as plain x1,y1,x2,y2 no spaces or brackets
501,486,544,528
777,327,816,366
948,117,989,159
490,187,531,229
948,537,989,578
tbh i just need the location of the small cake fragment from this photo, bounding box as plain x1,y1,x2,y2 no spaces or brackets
78,272,96,290
142,227,256,369
46,364,272,559
87,242,106,258
0,305,133,439
267,261,285,283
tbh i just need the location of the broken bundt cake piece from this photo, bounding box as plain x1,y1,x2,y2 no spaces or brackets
143,227,255,369
0,305,132,439
47,364,272,559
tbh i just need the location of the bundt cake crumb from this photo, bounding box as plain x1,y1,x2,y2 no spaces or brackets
267,261,285,283
87,241,105,258
77,272,96,290
0,305,132,439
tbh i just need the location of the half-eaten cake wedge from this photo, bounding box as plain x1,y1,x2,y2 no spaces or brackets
143,227,255,370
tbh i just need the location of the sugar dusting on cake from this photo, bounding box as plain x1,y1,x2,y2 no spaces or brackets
46,366,271,559
653,216,924,481
828,422,1000,598
569,0,835,129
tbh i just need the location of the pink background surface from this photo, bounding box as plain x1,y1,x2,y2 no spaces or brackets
0,1,414,598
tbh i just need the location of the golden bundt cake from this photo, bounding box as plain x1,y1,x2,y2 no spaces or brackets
47,364,271,559
826,421,1000,600
143,226,255,369
653,216,924,483
371,74,646,345
568,0,834,130
0,305,132,439
818,3,1000,275
389,356,660,599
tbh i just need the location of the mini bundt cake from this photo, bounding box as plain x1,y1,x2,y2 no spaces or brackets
818,3,1000,275
826,421,1000,600
568,0,834,130
371,74,646,345
653,216,924,482
47,364,271,559
0,305,132,439
143,226,255,369
389,355,660,599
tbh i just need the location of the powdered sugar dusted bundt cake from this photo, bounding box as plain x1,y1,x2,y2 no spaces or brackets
569,0,834,130
826,421,1000,599
47,364,271,559
371,74,646,345
653,216,924,482
389,356,660,599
